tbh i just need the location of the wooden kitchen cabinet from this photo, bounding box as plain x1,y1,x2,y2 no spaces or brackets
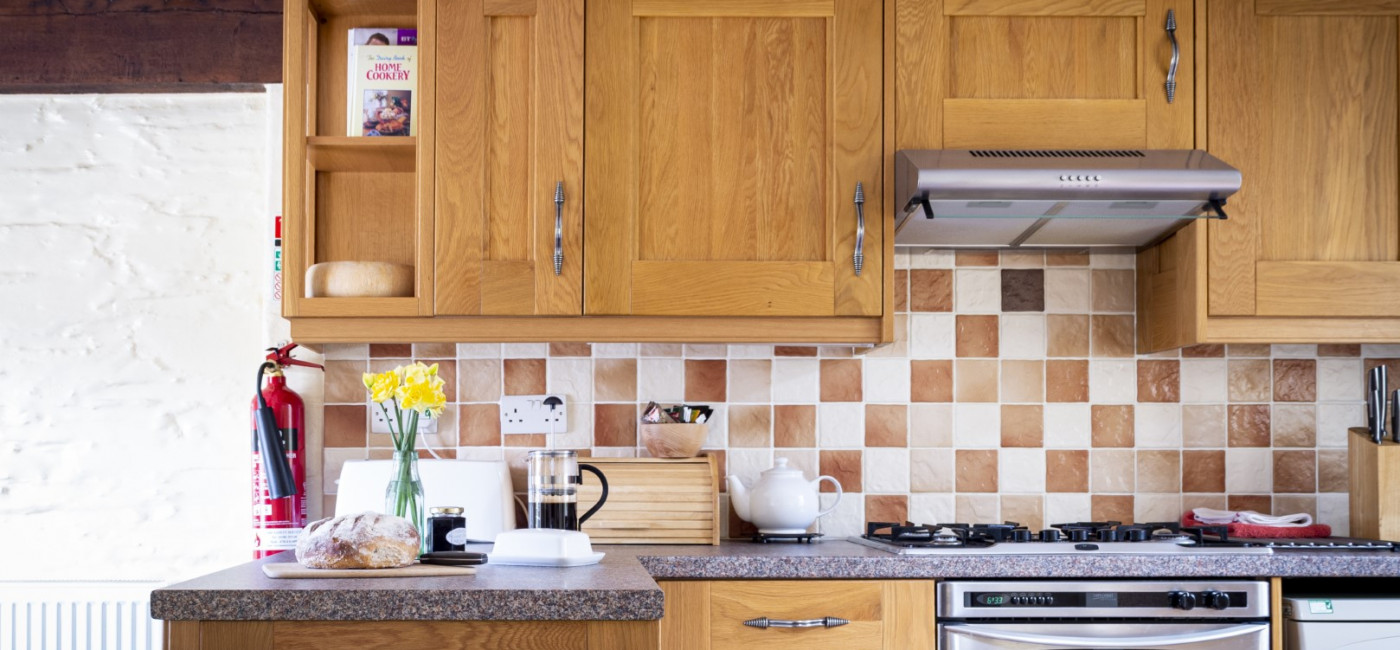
658,580,935,650
1137,0,1400,350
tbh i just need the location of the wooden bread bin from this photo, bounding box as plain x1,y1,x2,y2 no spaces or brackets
577,456,720,545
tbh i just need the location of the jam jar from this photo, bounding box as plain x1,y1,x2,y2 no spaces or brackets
427,506,468,552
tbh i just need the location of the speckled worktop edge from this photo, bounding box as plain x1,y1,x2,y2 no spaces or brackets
152,540,1400,621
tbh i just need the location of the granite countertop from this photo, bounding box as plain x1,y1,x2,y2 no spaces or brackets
152,540,1400,622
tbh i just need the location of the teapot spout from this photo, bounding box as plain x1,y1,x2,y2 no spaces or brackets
726,475,752,522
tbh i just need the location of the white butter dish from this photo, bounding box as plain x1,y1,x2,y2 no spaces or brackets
488,529,605,567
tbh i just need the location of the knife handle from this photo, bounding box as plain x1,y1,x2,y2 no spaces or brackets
1391,389,1399,444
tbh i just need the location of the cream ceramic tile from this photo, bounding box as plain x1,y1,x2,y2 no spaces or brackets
729,345,773,358
551,401,593,448
953,403,1000,448
1089,252,1136,269
780,450,820,482
1090,450,1134,492
456,343,501,358
910,448,954,492
955,495,1000,522
816,493,863,537
685,344,727,358
818,403,865,448
323,448,368,494
865,448,911,493
729,359,773,403
1045,494,1092,524
909,314,955,358
1043,403,1092,448
1363,344,1400,357
909,494,956,523
864,315,909,359
954,269,1001,313
1317,403,1365,447
999,448,1046,493
999,314,1046,359
594,343,640,358
1044,269,1091,313
1134,494,1182,523
592,447,639,458
894,250,912,270
502,343,548,358
864,358,911,403
1135,403,1182,448
1000,250,1045,269
908,248,955,269
703,406,728,448
1317,359,1364,401
1225,448,1272,493
909,404,954,447
1089,360,1136,403
1182,404,1227,447
1273,344,1316,358
728,448,775,482
773,358,821,403
323,343,369,360
1180,359,1228,404
547,358,593,403
638,358,685,403
1318,493,1350,536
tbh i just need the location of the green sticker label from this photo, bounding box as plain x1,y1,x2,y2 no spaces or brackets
1308,599,1334,615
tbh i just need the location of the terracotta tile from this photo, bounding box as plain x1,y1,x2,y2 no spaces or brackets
1045,450,1089,492
1273,495,1317,521
1001,250,1044,268
1000,405,1043,447
1137,450,1181,492
1228,495,1271,514
1091,450,1135,492
1274,450,1316,493
594,403,638,447
1319,344,1361,357
1364,358,1400,395
911,360,954,402
324,360,367,404
820,347,854,358
1091,269,1135,312
370,343,411,358
1001,269,1044,312
324,405,367,447
894,270,909,312
956,250,998,266
866,495,909,523
1229,344,1272,357
705,450,728,491
909,269,953,312
414,343,456,358
1273,359,1317,402
956,315,999,357
1001,495,1044,531
1046,315,1090,357
774,405,816,447
686,360,728,402
820,359,863,402
1000,360,1044,403
955,360,999,402
428,360,457,403
956,450,999,492
819,450,862,493
775,346,819,357
549,342,592,357
728,405,772,447
595,358,638,402
459,404,501,446
1091,405,1134,447
1318,449,1349,492
503,358,546,395
505,434,546,448
729,360,772,402
1272,405,1316,447
1045,360,1089,402
1228,359,1272,402
458,359,502,402
1228,405,1271,447
1182,404,1227,447
1092,495,1135,524
728,500,760,538
1181,344,1226,358
1091,315,1135,358
641,343,683,356
1182,450,1226,493
1046,251,1090,266
369,358,410,374
865,405,908,447
1137,360,1181,402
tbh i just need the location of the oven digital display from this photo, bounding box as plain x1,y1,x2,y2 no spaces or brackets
1086,592,1118,607
983,595,1005,605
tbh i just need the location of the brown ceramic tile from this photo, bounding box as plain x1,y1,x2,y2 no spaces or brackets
1272,405,1316,447
1137,360,1181,402
774,405,816,447
459,404,501,446
729,360,772,402
549,342,592,357
1046,251,1091,266
370,343,412,358
594,403,638,447
956,450,999,492
1273,359,1317,402
324,360,367,404
1092,495,1135,524
324,405,367,447
458,359,502,402
1365,359,1400,395
1045,450,1089,492
1000,405,1043,447
1045,360,1089,402
894,270,909,312
414,343,456,359
1318,344,1361,357
595,358,638,402
820,347,855,358
686,360,728,402
775,346,819,357
1181,450,1225,493
1228,495,1272,514
1046,315,1090,357
956,250,998,266
1001,269,1044,312
1091,405,1135,447
956,315,1000,357
1001,495,1044,531
1228,344,1272,358
705,450,728,491
1228,359,1272,402
1091,315,1136,358
1001,250,1044,267
866,495,909,522
1137,450,1181,492
1228,405,1271,447
819,450,862,492
1318,449,1348,492
369,358,410,374
909,269,953,312
1091,269,1135,312
503,358,546,395
1274,450,1316,493
865,404,908,447
911,360,954,402
1181,344,1226,358
955,360,999,403
728,405,772,447
429,360,457,403
505,434,546,448
1000,360,1044,403
727,500,759,538
1182,404,1227,447
1273,495,1317,521
820,359,863,402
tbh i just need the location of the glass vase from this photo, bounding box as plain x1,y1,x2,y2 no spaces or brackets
384,450,427,555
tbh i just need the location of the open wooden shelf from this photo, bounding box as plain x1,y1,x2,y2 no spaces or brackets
308,137,416,172
309,0,416,19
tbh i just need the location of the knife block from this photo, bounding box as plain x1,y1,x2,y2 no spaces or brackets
1348,427,1400,540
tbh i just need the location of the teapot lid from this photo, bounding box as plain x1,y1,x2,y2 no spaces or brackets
762,457,804,477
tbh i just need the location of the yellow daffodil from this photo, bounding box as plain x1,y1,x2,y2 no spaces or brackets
362,370,399,404
398,379,446,417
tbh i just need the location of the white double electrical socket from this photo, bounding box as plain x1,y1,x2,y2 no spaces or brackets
500,394,568,434
370,406,438,435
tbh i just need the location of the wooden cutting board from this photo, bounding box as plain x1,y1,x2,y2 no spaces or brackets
263,563,476,579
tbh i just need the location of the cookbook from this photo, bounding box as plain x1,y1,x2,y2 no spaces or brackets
346,28,418,137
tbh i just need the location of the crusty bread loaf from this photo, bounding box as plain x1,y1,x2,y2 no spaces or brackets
295,512,419,569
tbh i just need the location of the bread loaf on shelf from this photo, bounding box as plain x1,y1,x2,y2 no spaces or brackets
295,512,419,569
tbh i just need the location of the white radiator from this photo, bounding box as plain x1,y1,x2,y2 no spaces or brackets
0,582,165,650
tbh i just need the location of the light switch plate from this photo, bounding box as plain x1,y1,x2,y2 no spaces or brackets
370,404,438,435
500,394,568,434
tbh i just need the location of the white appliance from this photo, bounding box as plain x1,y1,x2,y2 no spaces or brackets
1285,597,1400,650
335,459,516,542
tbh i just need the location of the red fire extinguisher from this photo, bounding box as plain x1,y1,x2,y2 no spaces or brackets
251,343,323,559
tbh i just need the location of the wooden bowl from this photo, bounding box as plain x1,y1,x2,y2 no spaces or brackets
640,423,708,458
305,261,414,298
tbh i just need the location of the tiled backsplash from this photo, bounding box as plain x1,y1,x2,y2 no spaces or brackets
318,249,1380,537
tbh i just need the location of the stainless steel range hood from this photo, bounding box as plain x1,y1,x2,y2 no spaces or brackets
894,149,1241,249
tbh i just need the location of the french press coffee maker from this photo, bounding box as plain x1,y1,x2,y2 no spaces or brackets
526,450,609,530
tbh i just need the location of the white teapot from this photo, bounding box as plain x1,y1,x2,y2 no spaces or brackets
727,458,842,534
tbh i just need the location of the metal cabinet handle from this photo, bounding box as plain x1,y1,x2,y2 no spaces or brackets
852,182,865,276
553,181,564,276
1165,9,1179,104
744,617,849,630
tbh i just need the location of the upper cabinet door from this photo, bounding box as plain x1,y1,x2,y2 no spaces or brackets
584,0,884,317
1208,0,1400,318
897,0,1194,150
435,0,585,316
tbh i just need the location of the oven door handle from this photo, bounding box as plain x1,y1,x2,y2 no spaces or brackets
943,623,1267,648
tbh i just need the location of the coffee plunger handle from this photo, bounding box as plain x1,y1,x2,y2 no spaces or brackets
577,464,609,525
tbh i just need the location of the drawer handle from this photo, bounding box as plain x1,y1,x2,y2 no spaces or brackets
744,617,850,629
1164,9,1179,104
553,181,565,276
852,182,865,276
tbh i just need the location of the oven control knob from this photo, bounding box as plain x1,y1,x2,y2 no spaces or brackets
1203,591,1231,610
1068,528,1089,542
1170,591,1198,611
1039,529,1061,542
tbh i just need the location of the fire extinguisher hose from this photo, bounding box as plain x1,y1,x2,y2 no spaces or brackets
254,361,298,498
